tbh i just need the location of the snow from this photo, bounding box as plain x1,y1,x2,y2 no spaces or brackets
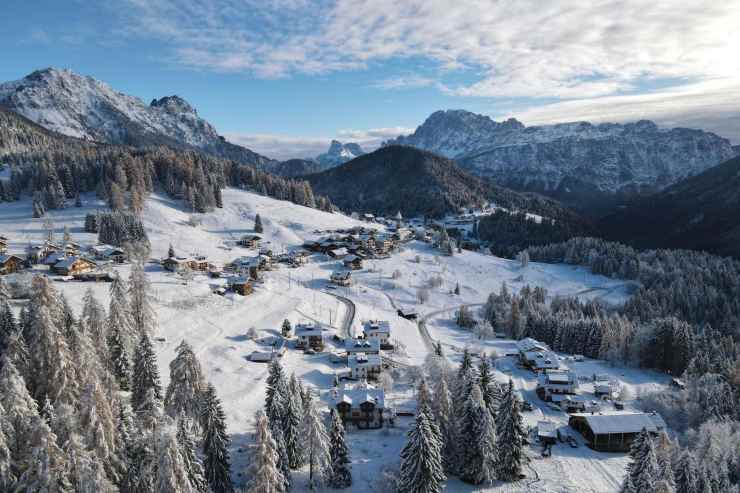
0,187,670,492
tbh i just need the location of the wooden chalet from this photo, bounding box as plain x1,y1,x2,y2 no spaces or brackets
0,254,24,275
295,323,327,351
52,256,96,276
330,270,352,287
536,369,579,401
363,320,392,349
537,421,558,445
569,412,666,452
343,254,363,270
344,338,381,356
327,247,349,259
162,255,210,272
238,234,262,249
89,244,127,264
227,276,254,296
332,383,387,429
348,354,382,380
0,236,8,254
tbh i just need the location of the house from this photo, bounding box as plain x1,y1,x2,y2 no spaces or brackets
332,383,387,429
345,339,381,356
361,213,375,222
27,242,61,264
537,421,558,445
162,256,190,272
229,256,262,280
529,352,561,371
89,244,127,263
537,369,579,400
249,339,286,362
553,395,600,414
0,236,7,254
44,251,68,266
295,323,327,351
289,250,310,265
343,254,363,270
238,235,262,249
569,412,667,452
363,320,392,349
348,354,382,380
0,255,23,275
595,380,620,398
227,276,254,296
330,270,352,287
396,307,417,320
327,247,349,259
53,256,96,276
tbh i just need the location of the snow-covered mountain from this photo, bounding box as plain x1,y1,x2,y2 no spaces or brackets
386,110,736,211
315,140,365,167
0,68,272,166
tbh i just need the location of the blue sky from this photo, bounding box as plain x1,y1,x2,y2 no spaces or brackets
2,0,739,159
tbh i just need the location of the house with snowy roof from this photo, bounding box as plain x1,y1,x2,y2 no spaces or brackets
294,323,328,351
0,254,24,275
344,338,380,355
332,382,387,429
89,244,127,264
537,369,578,400
237,234,261,249
569,412,667,452
342,254,363,270
348,354,382,381
330,270,352,286
52,256,96,276
363,320,392,348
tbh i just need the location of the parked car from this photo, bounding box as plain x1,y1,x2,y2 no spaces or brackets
522,401,534,411
614,401,625,410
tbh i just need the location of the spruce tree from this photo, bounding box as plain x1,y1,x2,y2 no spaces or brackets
265,359,287,422
109,274,136,354
129,261,157,337
165,340,205,424
254,214,264,234
247,412,286,493
459,384,497,485
153,419,197,493
107,324,131,390
201,383,233,493
301,389,331,489
430,376,455,473
675,451,700,493
177,418,209,493
328,409,352,488
284,373,304,469
623,430,660,493
0,300,17,356
269,419,292,490
0,405,14,492
14,414,71,492
168,244,176,259
496,381,524,481
398,406,446,493
131,332,163,413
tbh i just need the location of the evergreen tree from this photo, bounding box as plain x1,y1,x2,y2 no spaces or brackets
0,301,17,356
623,430,660,493
177,418,209,493
0,277,11,301
109,275,136,354
246,412,286,493
254,214,264,234
430,376,455,473
459,384,497,485
496,381,524,481
301,389,331,489
165,340,205,425
398,406,446,493
129,262,157,337
131,332,163,413
14,414,71,492
0,404,14,492
168,244,176,259
0,355,39,467
675,451,700,493
281,319,292,337
328,409,352,488
107,324,131,391
283,373,304,469
152,419,197,493
269,420,292,491
265,359,287,424
201,383,233,493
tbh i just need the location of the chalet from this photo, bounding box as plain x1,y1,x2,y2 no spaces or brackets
162,257,188,272
332,383,387,429
348,354,382,380
537,369,579,400
229,256,262,279
529,352,561,371
89,244,127,263
552,395,600,414
238,235,262,249
53,256,96,276
189,255,210,271
330,270,352,287
345,339,381,356
0,236,7,254
44,251,68,266
569,412,667,452
327,247,349,259
343,254,363,270
537,421,558,445
249,339,286,362
392,228,413,242
595,380,620,398
396,307,417,320
27,242,61,264
363,320,392,349
0,255,24,275
373,235,394,254
227,276,254,296
289,250,310,265
361,213,375,222
295,323,327,351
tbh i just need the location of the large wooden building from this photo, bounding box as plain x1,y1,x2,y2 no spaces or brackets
0,255,23,275
569,412,666,452
52,256,96,276
332,383,387,429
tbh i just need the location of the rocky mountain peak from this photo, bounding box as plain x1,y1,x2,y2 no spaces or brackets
150,95,197,116
316,140,365,168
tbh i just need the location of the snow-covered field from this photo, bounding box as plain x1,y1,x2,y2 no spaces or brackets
0,188,666,492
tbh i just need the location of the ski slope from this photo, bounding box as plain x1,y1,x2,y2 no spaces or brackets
0,187,665,492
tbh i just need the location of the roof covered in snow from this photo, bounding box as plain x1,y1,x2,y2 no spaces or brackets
572,412,666,435
333,384,385,408
345,339,380,353
363,320,391,335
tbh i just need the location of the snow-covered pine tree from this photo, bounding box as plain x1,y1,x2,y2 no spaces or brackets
246,411,286,493
281,319,292,337
478,355,499,415
0,354,39,466
131,332,163,413
78,377,123,483
177,417,209,493
430,375,455,473
151,418,197,493
64,431,117,493
451,348,476,474
0,404,14,491
13,414,71,492
40,395,56,426
201,383,233,493
328,408,352,488
459,383,497,485
398,406,446,493
269,419,292,490
0,300,14,355
622,430,660,493
109,274,137,354
168,244,176,259
129,261,157,337
107,323,131,390
254,214,264,234
283,375,303,470
0,277,11,301
674,450,699,493
265,359,288,425
496,380,525,481
301,389,331,489
80,288,107,353
165,340,206,425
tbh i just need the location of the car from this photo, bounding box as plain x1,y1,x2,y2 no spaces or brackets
614,401,625,410
326,284,338,290
304,348,316,355
522,401,534,411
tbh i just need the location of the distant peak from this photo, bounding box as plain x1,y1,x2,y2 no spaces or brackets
150,95,197,115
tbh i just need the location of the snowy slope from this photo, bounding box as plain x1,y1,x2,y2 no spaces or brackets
0,188,665,492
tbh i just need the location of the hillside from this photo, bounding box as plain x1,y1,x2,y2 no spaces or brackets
266,158,325,177
0,68,273,166
599,155,740,258
386,110,735,213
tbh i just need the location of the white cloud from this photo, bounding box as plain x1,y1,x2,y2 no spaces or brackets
506,78,740,142
371,75,437,90
117,0,740,100
224,126,411,161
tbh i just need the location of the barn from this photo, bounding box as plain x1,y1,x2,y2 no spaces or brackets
568,412,666,452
